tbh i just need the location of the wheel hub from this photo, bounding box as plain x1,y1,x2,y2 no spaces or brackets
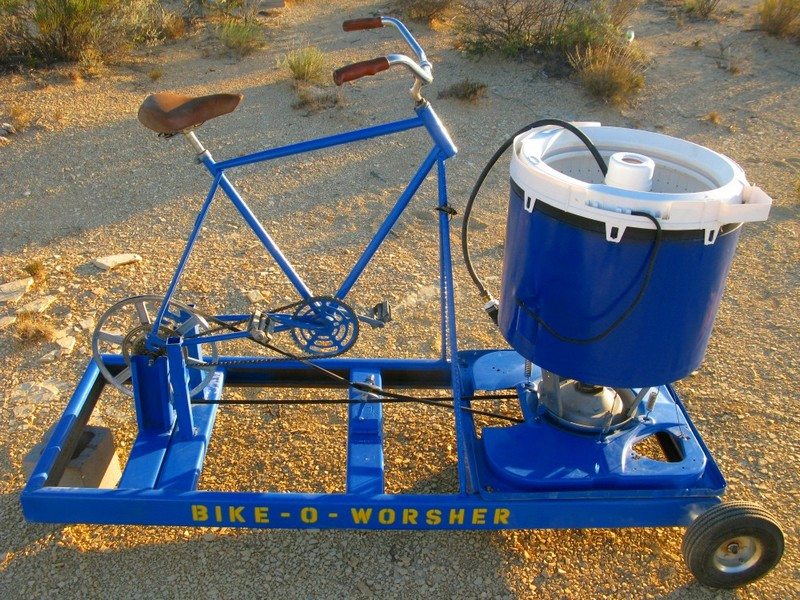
92,295,219,397
121,324,174,361
713,536,763,574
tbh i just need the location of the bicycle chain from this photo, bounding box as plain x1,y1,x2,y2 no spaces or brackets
181,302,354,371
166,302,524,423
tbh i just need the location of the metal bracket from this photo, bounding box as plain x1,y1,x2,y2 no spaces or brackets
247,311,272,343
524,196,535,213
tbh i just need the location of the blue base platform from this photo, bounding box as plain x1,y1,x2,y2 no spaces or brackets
20,350,725,531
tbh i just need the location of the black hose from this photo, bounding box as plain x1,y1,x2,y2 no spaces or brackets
461,119,608,302
515,211,662,344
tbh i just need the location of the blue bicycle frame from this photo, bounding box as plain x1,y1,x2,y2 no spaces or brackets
148,101,457,352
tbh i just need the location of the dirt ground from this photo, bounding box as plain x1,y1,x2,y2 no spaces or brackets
1,0,798,598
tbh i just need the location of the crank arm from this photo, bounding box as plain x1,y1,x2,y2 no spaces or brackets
357,314,386,329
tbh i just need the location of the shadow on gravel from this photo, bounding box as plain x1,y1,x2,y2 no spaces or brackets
0,74,435,257
0,491,63,554
658,583,738,599
0,519,517,598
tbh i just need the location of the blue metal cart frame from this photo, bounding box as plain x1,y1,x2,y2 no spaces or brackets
21,19,726,533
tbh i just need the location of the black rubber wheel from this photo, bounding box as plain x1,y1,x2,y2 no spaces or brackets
682,501,784,589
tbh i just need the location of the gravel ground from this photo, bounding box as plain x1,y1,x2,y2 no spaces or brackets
1,1,798,598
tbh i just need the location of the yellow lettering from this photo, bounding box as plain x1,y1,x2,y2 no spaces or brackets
493,508,510,525
402,508,418,525
301,506,318,524
378,508,396,525
351,508,373,524
449,508,465,525
214,505,222,522
254,506,269,524
472,508,487,525
228,506,245,523
191,504,208,522
426,509,441,525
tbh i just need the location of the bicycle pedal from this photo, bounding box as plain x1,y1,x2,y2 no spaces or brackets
372,300,392,323
248,311,272,343
358,301,392,329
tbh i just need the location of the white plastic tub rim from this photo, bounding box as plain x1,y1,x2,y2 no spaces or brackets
511,123,772,244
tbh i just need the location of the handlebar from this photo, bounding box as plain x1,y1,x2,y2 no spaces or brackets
333,57,390,86
377,17,431,71
342,17,383,31
334,16,432,99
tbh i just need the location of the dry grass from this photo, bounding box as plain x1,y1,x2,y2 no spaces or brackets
9,103,33,131
23,260,47,282
569,43,645,106
77,47,106,78
282,46,327,83
216,18,264,56
438,78,488,102
703,111,723,125
15,312,54,343
149,67,164,81
292,82,341,112
66,69,84,84
684,0,722,18
715,38,742,74
758,0,800,37
160,12,187,40
392,0,454,22
796,177,800,202
607,0,643,27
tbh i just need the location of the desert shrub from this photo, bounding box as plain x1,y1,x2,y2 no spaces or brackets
148,4,186,41
392,0,454,22
569,43,645,106
438,78,488,101
605,0,642,27
684,0,722,19
758,0,800,37
0,0,167,68
455,0,638,57
216,17,263,55
454,0,646,105
192,0,261,18
281,46,326,83
455,0,572,57
556,5,619,52
159,10,187,41
15,312,54,342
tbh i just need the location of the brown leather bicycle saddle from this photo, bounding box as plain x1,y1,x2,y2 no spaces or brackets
137,92,243,134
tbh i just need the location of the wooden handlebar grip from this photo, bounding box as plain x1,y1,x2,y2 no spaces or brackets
342,17,384,31
333,57,390,86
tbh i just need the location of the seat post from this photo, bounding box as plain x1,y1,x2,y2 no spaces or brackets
183,131,206,155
